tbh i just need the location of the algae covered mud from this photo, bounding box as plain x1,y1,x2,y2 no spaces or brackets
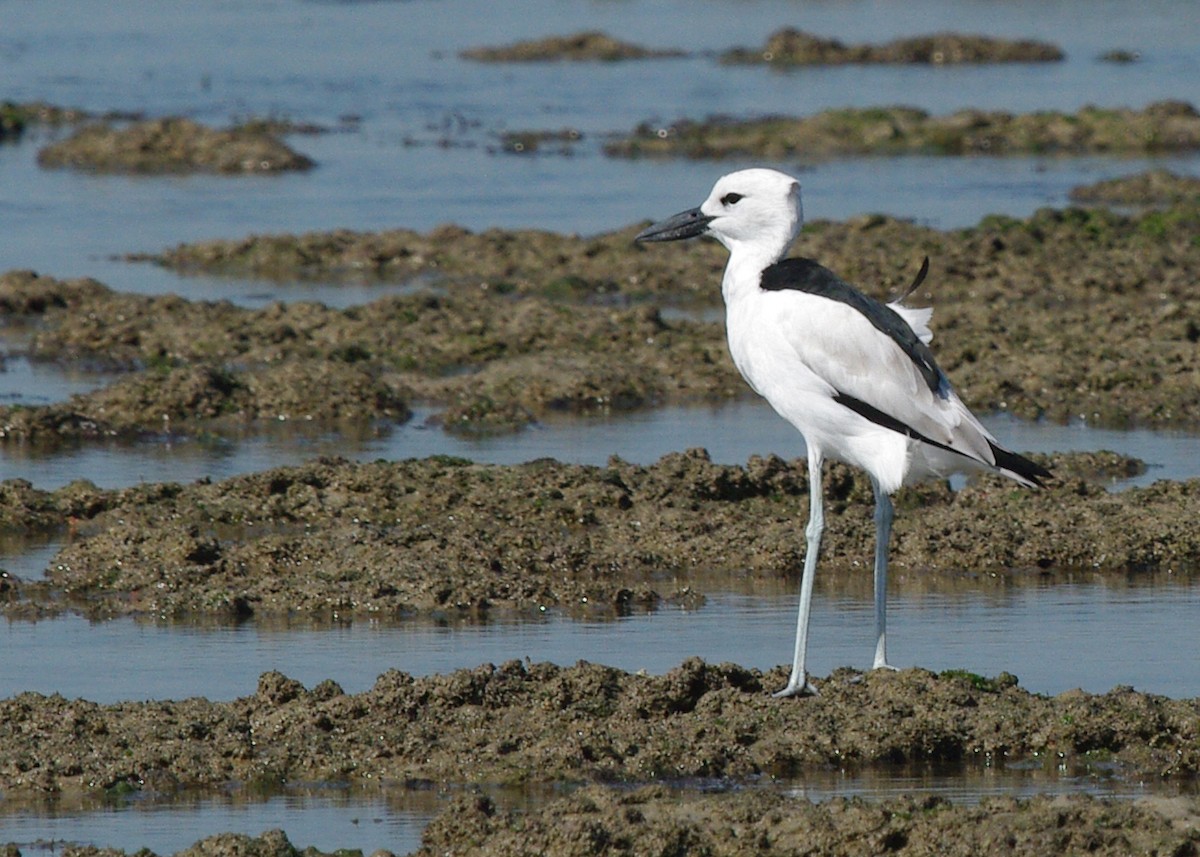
4,0,1200,854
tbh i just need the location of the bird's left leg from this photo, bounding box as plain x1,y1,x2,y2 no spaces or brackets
871,479,898,672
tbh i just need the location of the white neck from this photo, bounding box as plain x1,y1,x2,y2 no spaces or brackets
719,236,793,304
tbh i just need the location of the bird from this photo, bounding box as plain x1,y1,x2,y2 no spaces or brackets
635,168,1050,697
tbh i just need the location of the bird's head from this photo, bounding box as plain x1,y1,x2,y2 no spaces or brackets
635,168,803,263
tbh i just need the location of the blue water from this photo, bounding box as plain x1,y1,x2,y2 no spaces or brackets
4,579,1199,704
0,791,432,857
3,1,1200,853
1,0,1199,295
2,402,1198,491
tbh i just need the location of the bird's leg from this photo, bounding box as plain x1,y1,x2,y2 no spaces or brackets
871,480,898,672
775,448,823,698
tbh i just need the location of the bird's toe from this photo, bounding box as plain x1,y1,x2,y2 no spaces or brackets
773,679,819,698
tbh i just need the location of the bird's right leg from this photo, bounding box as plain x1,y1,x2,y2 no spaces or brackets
870,479,898,672
775,447,823,698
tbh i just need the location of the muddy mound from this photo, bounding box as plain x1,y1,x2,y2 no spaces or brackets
0,270,733,436
722,29,1063,66
606,100,1200,158
0,361,410,445
125,201,1200,430
2,662,1198,796
131,223,686,297
4,450,1195,621
36,117,314,174
7,199,1200,448
1070,168,1200,205
461,31,685,62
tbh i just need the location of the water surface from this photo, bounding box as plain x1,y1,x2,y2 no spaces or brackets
2,402,1196,491
4,577,1197,703
4,760,1188,857
2,0,1199,296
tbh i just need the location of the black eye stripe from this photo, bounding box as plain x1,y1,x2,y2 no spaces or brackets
721,192,743,206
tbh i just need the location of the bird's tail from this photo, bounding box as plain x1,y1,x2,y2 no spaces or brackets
988,442,1052,488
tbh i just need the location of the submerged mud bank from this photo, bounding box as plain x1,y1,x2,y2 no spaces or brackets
606,100,1200,159
0,449,1189,621
2,661,1199,797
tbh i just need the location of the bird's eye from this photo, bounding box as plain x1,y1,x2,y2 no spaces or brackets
721,192,743,206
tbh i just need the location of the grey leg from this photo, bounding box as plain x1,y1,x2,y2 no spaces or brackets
775,446,824,697
871,479,897,671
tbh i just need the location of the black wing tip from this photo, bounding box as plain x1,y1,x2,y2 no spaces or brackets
989,443,1053,488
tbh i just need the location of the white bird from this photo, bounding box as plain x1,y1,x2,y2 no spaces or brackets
636,168,1050,697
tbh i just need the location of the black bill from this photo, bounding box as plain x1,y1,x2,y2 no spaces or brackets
634,207,714,243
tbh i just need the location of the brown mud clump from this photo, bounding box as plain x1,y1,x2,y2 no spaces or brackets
0,361,410,446
460,31,686,62
1070,168,1200,206
37,117,315,174
3,449,1196,621
722,29,1063,66
0,269,734,438
607,100,1200,159
1,662,1199,797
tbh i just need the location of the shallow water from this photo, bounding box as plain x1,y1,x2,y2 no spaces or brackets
0,355,121,407
4,759,1191,857
4,577,1198,703
2,762,1191,857
2,401,1196,493
3,0,1200,851
0,789,433,857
